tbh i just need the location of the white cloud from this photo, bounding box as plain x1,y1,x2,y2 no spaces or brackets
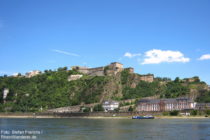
124,52,141,58
52,49,80,57
142,49,190,64
198,54,210,60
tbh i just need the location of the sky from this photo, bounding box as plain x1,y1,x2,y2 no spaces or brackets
0,0,210,84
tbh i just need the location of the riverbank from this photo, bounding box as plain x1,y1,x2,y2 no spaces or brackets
0,113,209,119
0,113,55,118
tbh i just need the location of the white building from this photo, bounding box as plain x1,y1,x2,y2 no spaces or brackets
102,100,119,112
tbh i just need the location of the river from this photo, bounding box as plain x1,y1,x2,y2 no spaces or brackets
0,118,210,140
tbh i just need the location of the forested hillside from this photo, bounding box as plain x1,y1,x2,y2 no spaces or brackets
0,67,209,112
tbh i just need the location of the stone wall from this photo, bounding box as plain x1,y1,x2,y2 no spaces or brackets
39,111,162,117
88,67,105,76
72,62,125,76
48,106,81,113
140,74,154,82
68,75,83,81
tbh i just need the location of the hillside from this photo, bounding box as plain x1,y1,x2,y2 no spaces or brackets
0,67,209,112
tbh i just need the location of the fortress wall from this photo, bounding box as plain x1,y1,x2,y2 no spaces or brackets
77,69,89,74
140,75,154,82
89,70,105,76
87,67,105,76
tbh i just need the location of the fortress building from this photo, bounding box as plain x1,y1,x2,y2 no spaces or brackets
140,74,154,83
71,62,154,82
71,62,124,76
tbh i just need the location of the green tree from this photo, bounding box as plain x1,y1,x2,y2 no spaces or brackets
128,106,134,112
191,110,198,116
170,110,179,116
93,104,104,112
174,77,180,83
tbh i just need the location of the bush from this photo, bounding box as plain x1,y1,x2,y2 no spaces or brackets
83,107,91,113
121,69,130,85
128,106,134,112
205,110,210,115
191,110,198,116
93,104,104,112
162,112,169,116
170,110,179,116
114,108,119,112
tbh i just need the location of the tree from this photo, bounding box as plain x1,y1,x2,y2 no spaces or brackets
83,107,91,113
191,110,198,116
93,104,104,112
58,67,68,71
205,110,210,115
174,77,180,83
170,110,179,116
128,106,134,112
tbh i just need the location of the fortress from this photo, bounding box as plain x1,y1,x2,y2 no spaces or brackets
71,62,154,82
72,62,124,76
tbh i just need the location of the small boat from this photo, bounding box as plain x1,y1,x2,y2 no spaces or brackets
132,115,155,119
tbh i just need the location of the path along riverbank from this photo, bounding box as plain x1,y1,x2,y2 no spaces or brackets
0,113,209,119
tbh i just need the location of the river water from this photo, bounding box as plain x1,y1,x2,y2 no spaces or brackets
0,118,210,140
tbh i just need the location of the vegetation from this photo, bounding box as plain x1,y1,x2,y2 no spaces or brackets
93,104,104,112
128,106,134,112
0,68,108,112
0,67,209,113
82,107,91,113
196,91,210,103
121,69,130,85
169,110,179,116
120,101,135,107
162,112,170,116
191,110,198,116
122,81,160,99
162,82,190,98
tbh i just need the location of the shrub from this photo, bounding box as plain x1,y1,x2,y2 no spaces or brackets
93,104,104,112
162,112,169,116
170,110,179,116
191,110,198,116
114,108,119,112
205,110,210,115
128,106,134,112
83,107,91,113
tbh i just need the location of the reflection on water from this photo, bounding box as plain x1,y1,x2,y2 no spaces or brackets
0,118,210,140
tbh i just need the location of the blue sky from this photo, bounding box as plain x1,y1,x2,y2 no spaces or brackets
0,0,210,84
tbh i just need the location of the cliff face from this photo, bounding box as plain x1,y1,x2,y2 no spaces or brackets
0,68,209,112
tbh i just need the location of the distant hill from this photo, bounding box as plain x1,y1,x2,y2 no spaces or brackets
0,66,209,112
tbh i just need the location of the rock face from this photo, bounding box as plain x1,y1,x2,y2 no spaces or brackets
3,88,9,103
